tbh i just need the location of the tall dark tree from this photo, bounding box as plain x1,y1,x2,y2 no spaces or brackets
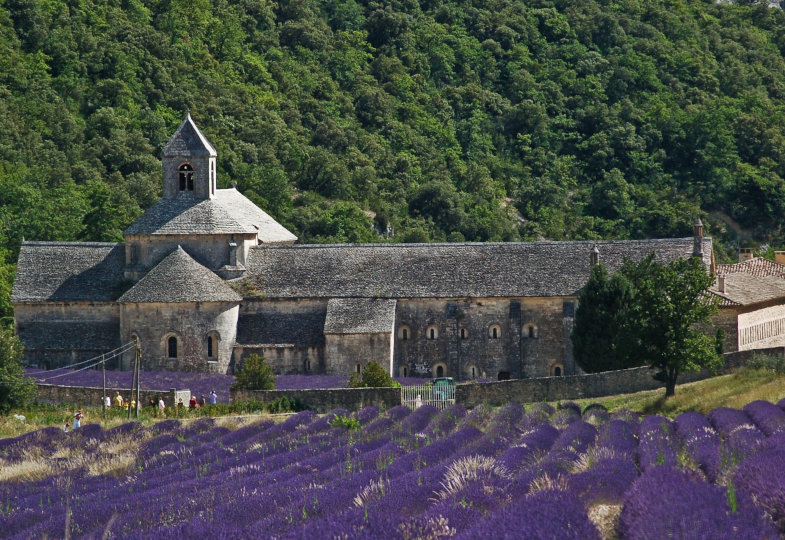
0,328,36,413
572,263,637,372
572,255,720,396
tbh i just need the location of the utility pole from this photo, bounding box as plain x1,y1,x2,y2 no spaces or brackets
135,344,141,419
101,353,106,418
128,345,138,421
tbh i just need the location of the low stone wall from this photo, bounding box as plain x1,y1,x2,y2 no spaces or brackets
724,346,785,369
35,384,190,409
230,387,401,413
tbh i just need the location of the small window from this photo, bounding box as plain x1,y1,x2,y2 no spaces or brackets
433,363,447,378
179,163,194,191
551,363,564,377
468,365,478,379
436,365,444,377
305,359,311,372
167,336,178,358
523,324,538,338
460,327,468,339
398,325,411,340
356,363,361,374
207,336,214,358
489,324,501,339
427,326,438,340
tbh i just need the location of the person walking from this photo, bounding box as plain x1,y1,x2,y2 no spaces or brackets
104,394,111,409
114,392,123,408
73,409,84,430
197,395,206,407
158,396,165,415
188,395,197,409
208,390,218,405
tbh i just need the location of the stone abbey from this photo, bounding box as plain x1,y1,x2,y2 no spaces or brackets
12,115,714,380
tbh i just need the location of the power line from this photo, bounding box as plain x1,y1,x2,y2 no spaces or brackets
30,341,136,373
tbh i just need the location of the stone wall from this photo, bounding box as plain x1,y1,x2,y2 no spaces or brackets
393,297,575,382
738,304,785,351
325,333,393,375
120,301,239,373
35,384,189,409
230,387,401,413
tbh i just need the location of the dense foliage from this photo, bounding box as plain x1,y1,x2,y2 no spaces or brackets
348,360,400,388
2,0,785,326
573,256,720,395
0,328,36,413
231,353,277,391
2,399,785,537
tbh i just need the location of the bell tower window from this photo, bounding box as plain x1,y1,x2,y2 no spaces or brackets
179,163,194,191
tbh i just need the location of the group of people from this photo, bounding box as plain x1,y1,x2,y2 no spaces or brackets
63,389,220,431
176,390,219,409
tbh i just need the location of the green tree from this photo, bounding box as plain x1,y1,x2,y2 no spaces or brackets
633,257,721,397
572,263,638,372
348,361,399,388
0,328,36,413
572,256,720,396
232,354,276,391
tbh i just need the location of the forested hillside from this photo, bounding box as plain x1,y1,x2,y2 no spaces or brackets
2,0,785,326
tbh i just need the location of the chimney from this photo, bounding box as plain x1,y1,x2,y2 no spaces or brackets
775,252,785,265
717,275,726,294
228,241,238,266
739,248,754,262
693,217,704,258
590,245,600,267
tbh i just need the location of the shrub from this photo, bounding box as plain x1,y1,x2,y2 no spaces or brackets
231,354,276,391
330,414,361,430
348,361,400,388
747,353,785,374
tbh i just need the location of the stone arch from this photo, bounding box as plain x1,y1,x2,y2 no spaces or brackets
551,363,564,377
426,325,439,340
398,324,411,340
459,326,469,339
178,162,194,191
355,362,362,374
163,332,181,359
432,362,447,377
523,323,539,338
467,364,478,379
206,331,221,361
488,324,502,339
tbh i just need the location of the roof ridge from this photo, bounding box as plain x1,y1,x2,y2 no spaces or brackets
22,241,123,247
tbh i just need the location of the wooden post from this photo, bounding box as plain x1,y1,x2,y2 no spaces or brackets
101,353,106,418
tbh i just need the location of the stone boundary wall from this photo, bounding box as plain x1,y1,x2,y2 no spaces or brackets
38,347,782,412
230,387,401,413
35,384,190,409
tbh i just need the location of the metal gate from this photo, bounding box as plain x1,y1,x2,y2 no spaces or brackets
401,384,455,410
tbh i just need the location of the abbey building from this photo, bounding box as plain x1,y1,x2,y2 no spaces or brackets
12,115,713,380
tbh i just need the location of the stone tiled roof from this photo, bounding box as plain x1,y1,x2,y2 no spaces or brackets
124,189,297,242
161,113,217,157
716,257,785,280
12,242,128,303
709,265,785,307
323,298,397,334
214,189,298,243
119,246,242,303
239,238,712,299
16,321,120,351
236,310,326,347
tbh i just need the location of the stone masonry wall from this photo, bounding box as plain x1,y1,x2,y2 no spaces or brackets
35,384,190,409
230,387,401,413
325,333,393,376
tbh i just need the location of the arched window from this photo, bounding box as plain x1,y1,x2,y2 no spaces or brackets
523,323,538,338
433,363,447,378
489,324,501,339
460,327,468,339
427,325,438,340
436,365,444,377
398,325,411,340
399,366,408,377
356,363,361,374
551,363,564,377
207,336,214,358
167,336,178,358
305,359,311,372
468,365,478,379
179,163,194,191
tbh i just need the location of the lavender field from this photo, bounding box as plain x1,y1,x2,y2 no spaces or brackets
2,398,785,539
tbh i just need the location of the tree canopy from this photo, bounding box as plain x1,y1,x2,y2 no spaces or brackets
232,354,276,391
572,256,721,396
2,0,785,325
0,328,36,412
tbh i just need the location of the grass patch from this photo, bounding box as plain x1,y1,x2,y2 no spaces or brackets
570,368,785,418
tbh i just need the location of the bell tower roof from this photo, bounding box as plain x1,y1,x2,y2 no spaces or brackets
162,113,217,158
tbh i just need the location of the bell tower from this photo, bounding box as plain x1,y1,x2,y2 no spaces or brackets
161,113,217,200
